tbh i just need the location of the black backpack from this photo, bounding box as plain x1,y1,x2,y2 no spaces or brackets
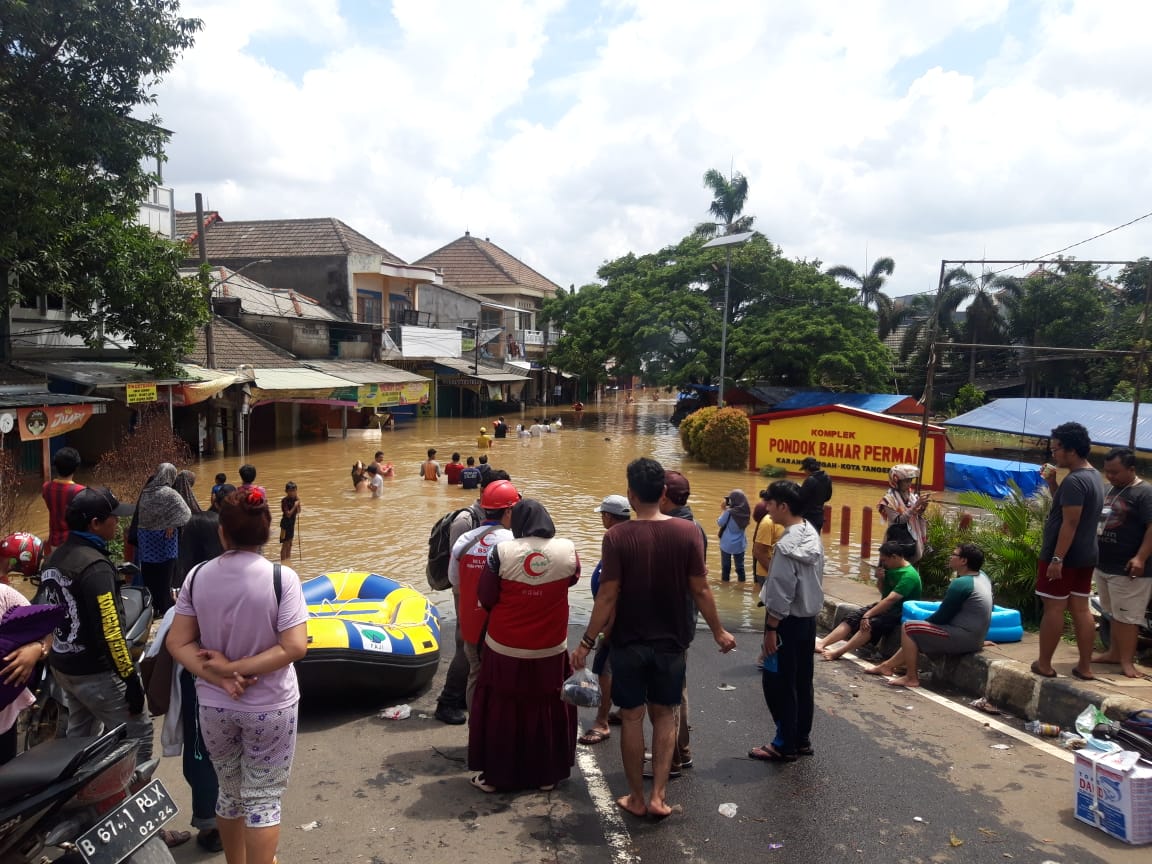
426,508,476,591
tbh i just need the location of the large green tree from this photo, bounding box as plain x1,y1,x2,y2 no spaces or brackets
542,234,893,391
1,0,204,374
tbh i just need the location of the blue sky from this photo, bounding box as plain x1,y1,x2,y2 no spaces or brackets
155,0,1152,296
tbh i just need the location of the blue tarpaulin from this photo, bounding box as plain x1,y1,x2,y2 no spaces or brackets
771,392,912,413
945,453,1044,498
945,398,1152,452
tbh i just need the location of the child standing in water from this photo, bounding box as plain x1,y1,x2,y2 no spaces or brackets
280,481,301,562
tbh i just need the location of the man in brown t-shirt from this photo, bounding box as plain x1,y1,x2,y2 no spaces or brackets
572,457,735,820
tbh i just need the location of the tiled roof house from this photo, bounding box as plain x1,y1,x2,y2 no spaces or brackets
176,213,441,329
413,232,562,360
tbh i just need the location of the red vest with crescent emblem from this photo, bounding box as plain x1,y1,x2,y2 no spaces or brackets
485,536,579,658
455,524,511,643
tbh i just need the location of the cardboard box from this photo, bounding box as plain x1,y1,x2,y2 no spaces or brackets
1074,749,1152,845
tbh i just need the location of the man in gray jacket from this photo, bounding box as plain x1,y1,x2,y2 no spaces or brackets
749,480,825,763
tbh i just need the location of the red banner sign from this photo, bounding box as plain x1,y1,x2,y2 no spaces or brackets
18,404,94,441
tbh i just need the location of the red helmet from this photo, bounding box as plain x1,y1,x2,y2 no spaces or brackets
480,480,520,509
1,532,44,577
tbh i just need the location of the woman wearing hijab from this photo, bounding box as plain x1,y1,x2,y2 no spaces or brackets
877,464,929,563
717,489,751,582
468,499,580,793
173,470,203,514
138,463,192,615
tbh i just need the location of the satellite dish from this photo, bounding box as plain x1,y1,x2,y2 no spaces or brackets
0,414,13,434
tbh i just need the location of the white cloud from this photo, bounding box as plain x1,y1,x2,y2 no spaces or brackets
155,0,1152,296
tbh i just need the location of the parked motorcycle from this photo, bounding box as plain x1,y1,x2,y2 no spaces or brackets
22,565,153,750
0,724,176,864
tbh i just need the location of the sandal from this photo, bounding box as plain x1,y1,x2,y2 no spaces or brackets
748,744,797,763
469,773,497,793
578,728,611,745
159,829,192,848
1030,661,1057,679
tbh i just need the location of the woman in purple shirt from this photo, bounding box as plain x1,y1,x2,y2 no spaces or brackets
167,489,308,864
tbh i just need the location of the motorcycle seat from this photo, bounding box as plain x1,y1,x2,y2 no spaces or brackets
0,735,101,804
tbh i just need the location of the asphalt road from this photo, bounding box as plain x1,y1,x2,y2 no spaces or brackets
156,623,1149,864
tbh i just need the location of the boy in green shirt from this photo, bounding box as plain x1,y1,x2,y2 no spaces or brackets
815,541,922,661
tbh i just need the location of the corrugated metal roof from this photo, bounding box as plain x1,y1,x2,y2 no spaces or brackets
945,398,1152,451
302,361,428,385
13,360,201,387
772,392,910,413
434,358,529,383
252,368,358,391
0,392,111,410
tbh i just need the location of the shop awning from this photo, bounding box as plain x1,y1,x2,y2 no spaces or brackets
13,359,194,388
301,361,431,409
434,358,530,383
0,391,110,442
301,361,428,385
249,367,360,406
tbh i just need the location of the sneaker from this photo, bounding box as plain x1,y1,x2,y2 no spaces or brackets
679,757,693,769
196,829,224,853
434,705,467,725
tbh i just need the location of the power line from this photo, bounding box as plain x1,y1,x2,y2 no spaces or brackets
986,209,1152,277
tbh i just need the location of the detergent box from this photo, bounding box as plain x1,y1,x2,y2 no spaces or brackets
1074,749,1152,844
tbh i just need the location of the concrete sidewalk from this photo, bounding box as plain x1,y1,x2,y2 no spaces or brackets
819,568,1152,730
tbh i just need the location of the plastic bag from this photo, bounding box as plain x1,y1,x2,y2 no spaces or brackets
1075,704,1107,737
561,667,601,707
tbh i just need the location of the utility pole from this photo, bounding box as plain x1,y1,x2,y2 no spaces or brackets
196,193,214,369
1129,263,1152,449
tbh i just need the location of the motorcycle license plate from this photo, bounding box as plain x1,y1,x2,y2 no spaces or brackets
77,779,177,864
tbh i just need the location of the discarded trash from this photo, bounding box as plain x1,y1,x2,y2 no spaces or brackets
767,843,783,850
379,704,411,720
1024,720,1060,737
417,713,428,719
1059,733,1087,750
949,832,964,847
717,684,737,691
913,816,925,823
991,744,1012,750
718,803,738,818
903,705,915,710
970,697,1003,715
299,821,320,831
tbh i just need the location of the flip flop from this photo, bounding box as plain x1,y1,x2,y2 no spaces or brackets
748,744,797,763
607,710,622,725
578,728,611,745
469,774,497,793
1029,661,1057,679
1071,668,1096,681
159,829,192,848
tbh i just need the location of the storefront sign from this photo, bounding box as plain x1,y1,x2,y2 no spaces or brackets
18,404,95,441
357,381,432,407
125,382,158,404
750,405,946,489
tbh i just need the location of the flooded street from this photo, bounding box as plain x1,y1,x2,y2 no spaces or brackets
25,401,890,630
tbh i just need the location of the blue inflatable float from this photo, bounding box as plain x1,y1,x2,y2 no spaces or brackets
901,599,1024,643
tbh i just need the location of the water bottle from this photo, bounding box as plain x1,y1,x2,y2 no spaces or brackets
1025,720,1060,737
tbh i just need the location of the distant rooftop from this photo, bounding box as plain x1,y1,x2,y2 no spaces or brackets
414,232,560,296
176,213,406,264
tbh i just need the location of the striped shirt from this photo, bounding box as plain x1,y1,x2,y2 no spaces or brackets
41,480,84,548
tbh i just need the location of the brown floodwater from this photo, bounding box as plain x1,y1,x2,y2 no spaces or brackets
21,401,903,631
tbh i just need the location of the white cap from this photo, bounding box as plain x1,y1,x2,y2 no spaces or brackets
594,494,631,517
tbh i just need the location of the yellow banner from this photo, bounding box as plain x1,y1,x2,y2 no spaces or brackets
752,408,946,489
357,381,430,408
125,382,158,404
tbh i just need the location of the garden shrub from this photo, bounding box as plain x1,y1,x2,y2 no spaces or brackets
698,408,750,470
680,406,718,459
759,464,786,478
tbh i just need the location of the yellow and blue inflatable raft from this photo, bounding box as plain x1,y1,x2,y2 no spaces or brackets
296,572,441,697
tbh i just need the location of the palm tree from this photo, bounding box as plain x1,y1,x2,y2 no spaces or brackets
694,169,754,238
826,257,895,308
898,266,974,362
960,272,1019,383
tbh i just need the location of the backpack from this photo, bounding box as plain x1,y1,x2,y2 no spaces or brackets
427,508,476,590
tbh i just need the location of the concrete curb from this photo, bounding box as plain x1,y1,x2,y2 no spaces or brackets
820,598,1150,730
